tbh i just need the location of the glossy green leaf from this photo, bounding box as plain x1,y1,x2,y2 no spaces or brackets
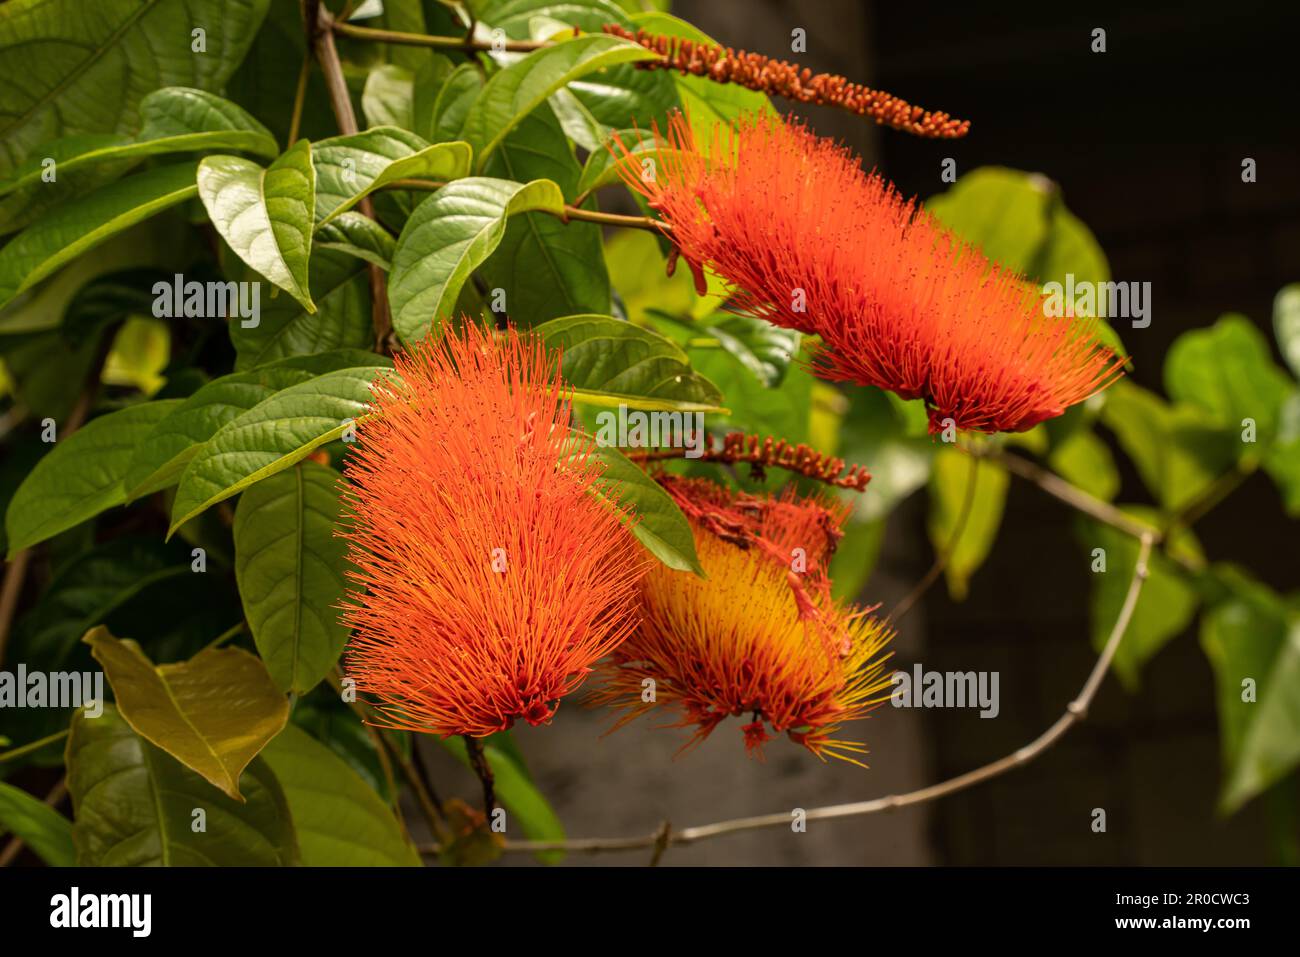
125,351,377,500
696,315,799,388
388,177,565,342
66,703,298,866
1164,313,1292,445
362,64,415,131
1201,570,1300,812
314,212,398,271
197,139,315,309
0,0,270,177
234,462,349,694
229,250,374,370
460,33,657,168
0,781,75,867
0,86,276,235
169,365,390,533
5,400,182,556
537,314,724,412
262,724,418,866
312,127,471,227
481,104,611,325
85,627,289,800
1079,507,1202,688
836,387,935,523
585,442,703,575
927,446,1008,601
0,162,199,310
430,64,485,144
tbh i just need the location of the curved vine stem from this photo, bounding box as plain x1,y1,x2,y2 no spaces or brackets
415,530,1155,860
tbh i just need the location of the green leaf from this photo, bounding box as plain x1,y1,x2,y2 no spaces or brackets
66,703,298,866
460,33,657,169
169,365,389,533
0,781,75,867
536,313,724,412
926,446,1008,601
5,400,182,556
1079,507,1202,687
0,0,270,177
1099,380,1239,512
198,140,316,310
0,162,199,310
125,352,378,500
696,314,799,388
430,64,485,144
575,126,658,199
1273,284,1300,380
441,733,565,864
1164,313,1292,445
481,104,612,326
487,0,680,137
312,127,471,227
362,64,415,131
315,212,398,271
0,87,277,235
262,723,418,866
85,626,289,801
1047,428,1120,502
1201,571,1300,812
229,250,374,370
586,442,703,575
1263,389,1300,516
234,462,350,695
388,177,565,342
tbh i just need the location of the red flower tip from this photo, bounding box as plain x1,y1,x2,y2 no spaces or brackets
340,324,646,738
613,113,1125,434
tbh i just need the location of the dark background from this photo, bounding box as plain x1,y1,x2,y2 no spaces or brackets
422,0,1300,866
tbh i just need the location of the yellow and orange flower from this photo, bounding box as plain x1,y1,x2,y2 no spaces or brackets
340,324,646,738
592,476,894,765
618,112,1124,434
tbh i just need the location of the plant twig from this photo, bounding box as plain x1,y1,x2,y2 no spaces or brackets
304,0,393,350
332,19,548,52
416,534,1153,858
380,179,669,233
463,735,496,816
0,728,70,764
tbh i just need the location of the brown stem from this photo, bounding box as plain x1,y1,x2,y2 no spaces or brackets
380,179,669,234
304,0,393,350
332,19,547,52
463,735,495,816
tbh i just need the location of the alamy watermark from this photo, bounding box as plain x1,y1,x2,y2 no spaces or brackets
152,274,260,328
891,663,1000,718
0,665,103,716
593,405,706,459
1042,273,1150,329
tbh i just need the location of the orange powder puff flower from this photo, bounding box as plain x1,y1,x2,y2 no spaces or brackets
340,324,646,738
591,476,894,766
616,113,1124,434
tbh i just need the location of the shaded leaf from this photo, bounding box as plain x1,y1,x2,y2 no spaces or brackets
85,627,288,801
927,446,1008,601
66,703,297,866
586,442,703,575
0,781,75,867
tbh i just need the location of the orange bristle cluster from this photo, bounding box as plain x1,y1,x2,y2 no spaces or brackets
340,324,647,738
592,476,894,765
615,113,1125,434
603,24,969,139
